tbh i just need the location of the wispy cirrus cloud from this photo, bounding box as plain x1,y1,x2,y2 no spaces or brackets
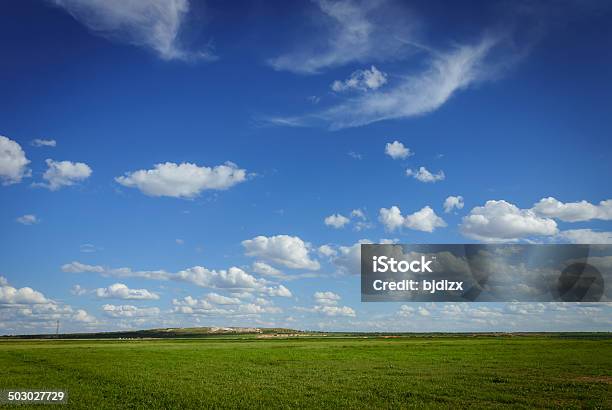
289,35,505,129
268,0,417,74
49,0,215,61
265,0,523,129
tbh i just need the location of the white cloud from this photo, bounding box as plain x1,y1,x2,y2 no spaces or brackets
404,206,447,232
406,166,445,183
328,239,372,275
318,35,502,129
172,293,282,316
102,304,160,318
49,0,215,61
325,210,372,231
443,195,464,213
379,206,446,232
16,214,39,225
313,291,341,306
398,305,415,317
242,235,320,270
61,261,290,297
318,245,338,257
268,0,416,74
0,136,30,185
385,140,412,159
558,229,612,244
115,161,247,198
174,266,268,290
378,206,404,231
460,200,558,242
252,261,283,277
417,306,431,316
40,159,92,190
351,209,366,219
205,292,241,305
324,213,350,228
62,261,105,274
95,283,159,300
0,278,100,332
72,309,96,323
31,138,56,147
70,284,87,296
314,305,356,317
79,244,100,253
266,285,292,298
0,281,49,304
532,197,612,222
332,66,387,92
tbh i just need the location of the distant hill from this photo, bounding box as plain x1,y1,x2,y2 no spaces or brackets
0,326,304,339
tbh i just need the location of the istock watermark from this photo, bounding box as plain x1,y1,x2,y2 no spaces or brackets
361,244,610,302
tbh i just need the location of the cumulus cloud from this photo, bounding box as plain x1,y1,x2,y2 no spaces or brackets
173,266,269,290
252,261,283,277
266,285,292,298
102,304,160,318
406,166,445,183
242,235,320,270
331,66,387,92
94,283,159,300
314,305,356,317
115,161,247,198
298,290,356,317
397,305,415,317
0,277,98,333
62,261,292,297
325,209,372,231
70,284,88,296
379,206,446,232
532,197,612,222
351,209,366,219
0,279,49,304
558,229,612,244
378,206,404,231
205,292,241,305
49,0,215,61
385,140,412,159
16,214,39,225
0,135,31,185
72,309,96,323
31,138,56,147
324,239,377,275
460,200,558,242
172,294,282,316
404,207,447,232
268,0,416,74
40,159,92,190
324,213,350,228
313,291,341,306
443,196,464,213
318,245,338,257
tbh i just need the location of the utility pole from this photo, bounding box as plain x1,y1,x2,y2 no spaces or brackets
56,320,60,337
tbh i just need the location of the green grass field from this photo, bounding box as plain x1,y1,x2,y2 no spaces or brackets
0,335,610,409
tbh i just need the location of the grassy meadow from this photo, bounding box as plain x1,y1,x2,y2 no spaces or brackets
0,335,610,409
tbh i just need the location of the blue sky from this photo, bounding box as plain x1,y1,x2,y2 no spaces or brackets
1,0,611,334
